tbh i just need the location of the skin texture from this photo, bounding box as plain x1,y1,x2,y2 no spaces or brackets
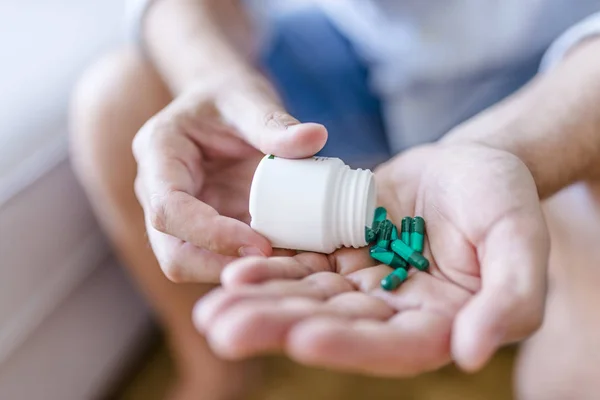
193,144,549,375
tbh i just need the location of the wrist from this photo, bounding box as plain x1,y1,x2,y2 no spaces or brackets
445,37,600,200
180,69,281,112
143,0,257,95
441,101,553,199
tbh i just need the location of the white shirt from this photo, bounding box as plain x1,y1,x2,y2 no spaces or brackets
316,0,600,150
127,0,600,151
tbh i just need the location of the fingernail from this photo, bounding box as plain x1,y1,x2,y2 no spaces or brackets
284,123,301,133
265,111,299,130
238,246,266,257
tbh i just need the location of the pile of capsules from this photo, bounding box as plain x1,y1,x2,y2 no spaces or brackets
365,207,430,291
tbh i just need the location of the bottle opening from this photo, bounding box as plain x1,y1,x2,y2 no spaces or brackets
335,167,377,249
365,177,377,228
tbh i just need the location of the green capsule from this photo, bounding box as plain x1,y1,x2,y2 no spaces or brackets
370,250,408,269
391,255,408,269
376,220,393,249
371,207,387,234
370,245,387,254
401,217,412,245
381,267,408,291
373,207,387,223
365,226,377,243
371,245,407,269
410,216,425,253
391,239,429,271
391,225,398,241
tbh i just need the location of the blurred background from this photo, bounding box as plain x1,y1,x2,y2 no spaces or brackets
0,1,515,399
0,0,153,398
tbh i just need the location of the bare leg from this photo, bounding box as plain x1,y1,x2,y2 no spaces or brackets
515,181,600,400
70,47,259,400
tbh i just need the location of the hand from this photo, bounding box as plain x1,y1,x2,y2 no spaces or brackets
132,74,328,282
192,143,550,374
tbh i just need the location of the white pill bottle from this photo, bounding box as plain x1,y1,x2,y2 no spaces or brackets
249,155,377,253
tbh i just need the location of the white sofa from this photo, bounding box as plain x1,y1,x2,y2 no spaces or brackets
0,1,152,399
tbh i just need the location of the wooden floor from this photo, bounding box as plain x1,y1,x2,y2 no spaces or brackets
112,338,516,400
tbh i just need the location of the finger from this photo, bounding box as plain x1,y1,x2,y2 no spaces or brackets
369,270,471,316
221,253,332,286
144,167,271,257
452,207,549,372
204,298,319,358
136,121,272,257
194,272,354,329
326,292,395,320
332,247,378,275
286,311,452,376
346,264,405,292
215,82,328,158
198,293,393,359
222,247,377,286
147,228,236,283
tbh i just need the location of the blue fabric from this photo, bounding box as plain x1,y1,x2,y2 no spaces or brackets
259,9,390,166
258,9,543,164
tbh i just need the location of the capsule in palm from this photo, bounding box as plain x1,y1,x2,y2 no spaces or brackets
391,239,429,271
381,267,408,291
401,217,412,245
370,247,408,269
391,225,398,241
371,207,387,235
410,217,425,253
365,226,377,243
376,220,394,249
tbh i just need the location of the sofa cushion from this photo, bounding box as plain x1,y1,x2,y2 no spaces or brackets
0,0,125,363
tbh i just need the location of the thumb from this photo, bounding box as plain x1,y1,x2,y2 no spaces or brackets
215,79,328,158
452,209,549,372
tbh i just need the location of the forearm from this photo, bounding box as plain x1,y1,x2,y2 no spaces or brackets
143,0,258,94
444,37,600,199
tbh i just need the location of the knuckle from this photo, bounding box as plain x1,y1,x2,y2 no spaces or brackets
202,218,231,254
131,129,145,161
148,192,173,233
133,114,177,159
151,115,177,137
202,228,225,254
132,117,157,161
149,207,166,233
133,176,144,205
160,249,187,283
203,232,215,252
505,285,546,338
521,304,545,336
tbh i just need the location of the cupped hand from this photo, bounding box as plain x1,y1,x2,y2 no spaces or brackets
132,74,327,283
193,143,550,375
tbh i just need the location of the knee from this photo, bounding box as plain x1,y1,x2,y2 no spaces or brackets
515,281,600,399
516,336,598,400
69,47,169,186
516,185,600,399
71,47,150,147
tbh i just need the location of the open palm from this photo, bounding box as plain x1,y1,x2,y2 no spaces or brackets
193,143,550,375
